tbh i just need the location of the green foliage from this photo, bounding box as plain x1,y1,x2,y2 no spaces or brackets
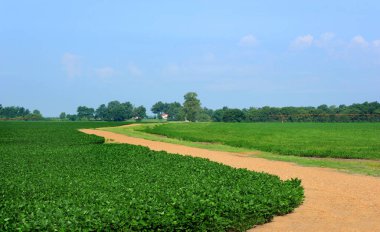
66,114,78,121
213,101,380,122
0,122,303,231
59,112,66,120
132,105,147,121
183,92,201,122
77,106,95,120
222,108,245,122
0,104,43,120
143,122,380,160
95,104,108,120
151,101,166,116
151,101,184,121
106,101,134,121
90,101,140,121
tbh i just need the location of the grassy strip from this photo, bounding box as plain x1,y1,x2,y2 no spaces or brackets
0,122,303,231
257,153,380,177
142,122,380,159
100,124,256,154
100,123,380,177
145,123,380,160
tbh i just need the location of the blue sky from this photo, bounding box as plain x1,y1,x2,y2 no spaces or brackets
1,1,379,116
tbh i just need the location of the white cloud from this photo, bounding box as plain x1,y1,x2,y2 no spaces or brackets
315,32,335,47
351,35,369,47
292,34,314,49
95,67,116,78
61,53,81,78
239,34,258,47
127,63,142,77
291,33,338,51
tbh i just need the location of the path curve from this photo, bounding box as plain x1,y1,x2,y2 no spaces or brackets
80,129,380,232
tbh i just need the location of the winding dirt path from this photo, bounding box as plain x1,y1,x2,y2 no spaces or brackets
80,129,380,232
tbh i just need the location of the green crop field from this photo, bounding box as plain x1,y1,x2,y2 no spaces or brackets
142,122,380,160
0,122,303,231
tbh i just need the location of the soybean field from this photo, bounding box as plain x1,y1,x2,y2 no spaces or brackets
0,122,303,231
142,122,380,160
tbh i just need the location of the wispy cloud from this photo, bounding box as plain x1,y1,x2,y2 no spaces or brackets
127,63,142,77
290,33,380,55
61,52,81,78
291,35,314,49
239,34,258,47
95,67,116,78
314,32,336,47
351,35,369,47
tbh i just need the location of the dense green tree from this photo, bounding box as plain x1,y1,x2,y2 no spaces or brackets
20,109,44,121
212,109,224,122
95,104,108,120
66,114,78,121
122,102,134,120
0,106,18,118
59,112,66,120
107,101,123,121
77,106,95,120
197,112,212,122
151,101,165,116
222,108,245,122
0,105,41,120
202,107,214,118
232,101,380,123
166,102,183,121
151,101,184,121
183,92,201,122
133,106,147,121
106,101,133,121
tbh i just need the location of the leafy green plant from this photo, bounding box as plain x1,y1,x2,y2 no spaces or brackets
142,122,380,159
0,122,303,231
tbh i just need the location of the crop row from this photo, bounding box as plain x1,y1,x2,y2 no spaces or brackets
0,122,303,231
142,122,380,160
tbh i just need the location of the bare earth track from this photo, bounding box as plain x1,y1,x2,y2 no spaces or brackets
80,129,380,232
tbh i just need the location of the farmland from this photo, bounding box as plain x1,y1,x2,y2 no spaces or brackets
142,122,380,160
0,122,303,231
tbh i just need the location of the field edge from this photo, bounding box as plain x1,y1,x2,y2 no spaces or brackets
99,123,380,177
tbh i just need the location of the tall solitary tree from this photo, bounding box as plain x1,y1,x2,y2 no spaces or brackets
183,92,201,122
59,112,66,120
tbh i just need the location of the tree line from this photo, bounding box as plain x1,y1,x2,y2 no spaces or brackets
210,102,380,122
2,93,380,122
150,94,380,123
61,101,147,121
0,104,43,120
61,92,205,122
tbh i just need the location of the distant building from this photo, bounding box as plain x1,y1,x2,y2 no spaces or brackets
161,113,169,120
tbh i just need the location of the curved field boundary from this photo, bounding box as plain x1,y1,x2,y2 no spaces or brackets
80,129,380,232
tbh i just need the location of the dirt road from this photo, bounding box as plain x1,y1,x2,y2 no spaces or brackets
80,129,380,232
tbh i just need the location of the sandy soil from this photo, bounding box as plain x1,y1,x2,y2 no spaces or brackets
80,129,380,232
